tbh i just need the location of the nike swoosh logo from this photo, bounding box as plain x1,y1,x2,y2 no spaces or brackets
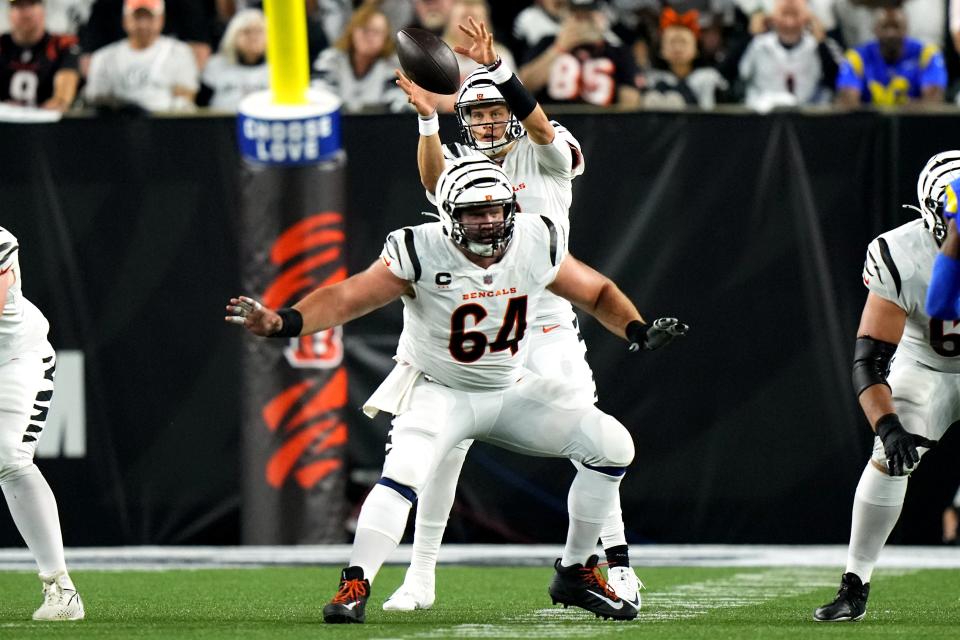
586,589,623,610
542,324,561,333
619,595,640,611
343,601,360,610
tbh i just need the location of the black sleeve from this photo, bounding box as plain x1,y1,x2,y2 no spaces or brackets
817,38,843,90
58,37,81,72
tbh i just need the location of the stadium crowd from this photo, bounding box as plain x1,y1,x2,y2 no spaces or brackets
2,0,960,114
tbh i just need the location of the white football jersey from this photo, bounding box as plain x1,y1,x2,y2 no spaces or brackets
0,227,50,363
380,215,566,392
739,32,830,107
201,54,270,112
862,218,960,372
430,121,583,328
84,36,199,112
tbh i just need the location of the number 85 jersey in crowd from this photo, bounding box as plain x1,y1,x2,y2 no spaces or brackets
380,215,565,392
862,218,960,371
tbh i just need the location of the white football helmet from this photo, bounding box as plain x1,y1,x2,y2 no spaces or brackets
435,156,516,257
910,150,960,244
455,68,522,157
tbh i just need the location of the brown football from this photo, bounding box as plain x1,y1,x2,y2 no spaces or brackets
396,28,460,95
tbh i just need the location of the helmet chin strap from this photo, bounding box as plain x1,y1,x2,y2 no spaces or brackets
464,240,497,256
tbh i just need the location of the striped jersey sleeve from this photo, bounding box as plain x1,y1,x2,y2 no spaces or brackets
442,142,479,161
862,234,911,311
0,227,18,274
380,227,423,283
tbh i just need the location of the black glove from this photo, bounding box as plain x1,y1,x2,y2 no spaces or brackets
626,318,689,352
875,414,937,476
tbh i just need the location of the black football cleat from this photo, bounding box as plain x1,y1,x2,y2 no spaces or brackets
323,566,370,624
813,572,870,622
548,554,638,620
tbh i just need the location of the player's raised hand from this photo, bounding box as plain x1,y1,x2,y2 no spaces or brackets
455,16,497,66
395,69,441,117
225,296,282,337
626,317,689,352
876,414,937,476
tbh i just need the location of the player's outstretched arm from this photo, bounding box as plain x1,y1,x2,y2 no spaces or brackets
548,254,687,351
225,260,410,338
455,17,555,145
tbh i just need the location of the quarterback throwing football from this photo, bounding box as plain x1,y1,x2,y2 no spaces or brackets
391,16,647,611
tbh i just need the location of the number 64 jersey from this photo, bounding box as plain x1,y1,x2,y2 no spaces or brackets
862,218,960,371
380,215,565,392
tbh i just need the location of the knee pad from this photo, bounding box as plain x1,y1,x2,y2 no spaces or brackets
584,413,634,469
380,429,437,495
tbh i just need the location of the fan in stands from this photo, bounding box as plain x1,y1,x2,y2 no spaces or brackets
396,28,460,95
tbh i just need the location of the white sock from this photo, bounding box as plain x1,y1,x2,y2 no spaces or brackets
599,506,627,549
407,443,469,582
561,467,622,567
846,463,908,583
1,464,67,576
350,483,413,583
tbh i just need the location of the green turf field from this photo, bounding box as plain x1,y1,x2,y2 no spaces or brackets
0,566,957,639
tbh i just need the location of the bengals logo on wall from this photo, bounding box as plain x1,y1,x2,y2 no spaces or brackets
257,211,348,489
263,212,346,369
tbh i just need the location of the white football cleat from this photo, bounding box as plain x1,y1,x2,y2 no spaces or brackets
607,566,643,611
382,578,436,611
32,571,84,621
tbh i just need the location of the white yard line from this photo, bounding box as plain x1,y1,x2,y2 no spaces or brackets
372,567,918,638
0,544,956,570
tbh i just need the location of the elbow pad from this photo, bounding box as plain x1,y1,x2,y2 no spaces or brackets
851,337,897,397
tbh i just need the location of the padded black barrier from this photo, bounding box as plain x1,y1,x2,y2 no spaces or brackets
1,110,958,545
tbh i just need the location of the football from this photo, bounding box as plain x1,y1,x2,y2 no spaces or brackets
396,28,460,95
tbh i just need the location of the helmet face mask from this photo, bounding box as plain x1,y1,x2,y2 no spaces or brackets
915,151,960,245
436,157,517,257
447,201,516,257
455,69,522,157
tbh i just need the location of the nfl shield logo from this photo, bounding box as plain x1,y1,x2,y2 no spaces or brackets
483,274,493,285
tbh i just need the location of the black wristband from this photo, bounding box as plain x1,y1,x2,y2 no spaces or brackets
271,307,303,338
493,74,537,122
875,413,902,439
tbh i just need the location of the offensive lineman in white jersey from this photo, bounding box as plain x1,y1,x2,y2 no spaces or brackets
226,158,687,624
0,226,84,621
813,151,960,622
389,16,650,611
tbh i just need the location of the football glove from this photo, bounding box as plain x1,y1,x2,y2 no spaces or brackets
626,318,689,352
875,414,937,476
